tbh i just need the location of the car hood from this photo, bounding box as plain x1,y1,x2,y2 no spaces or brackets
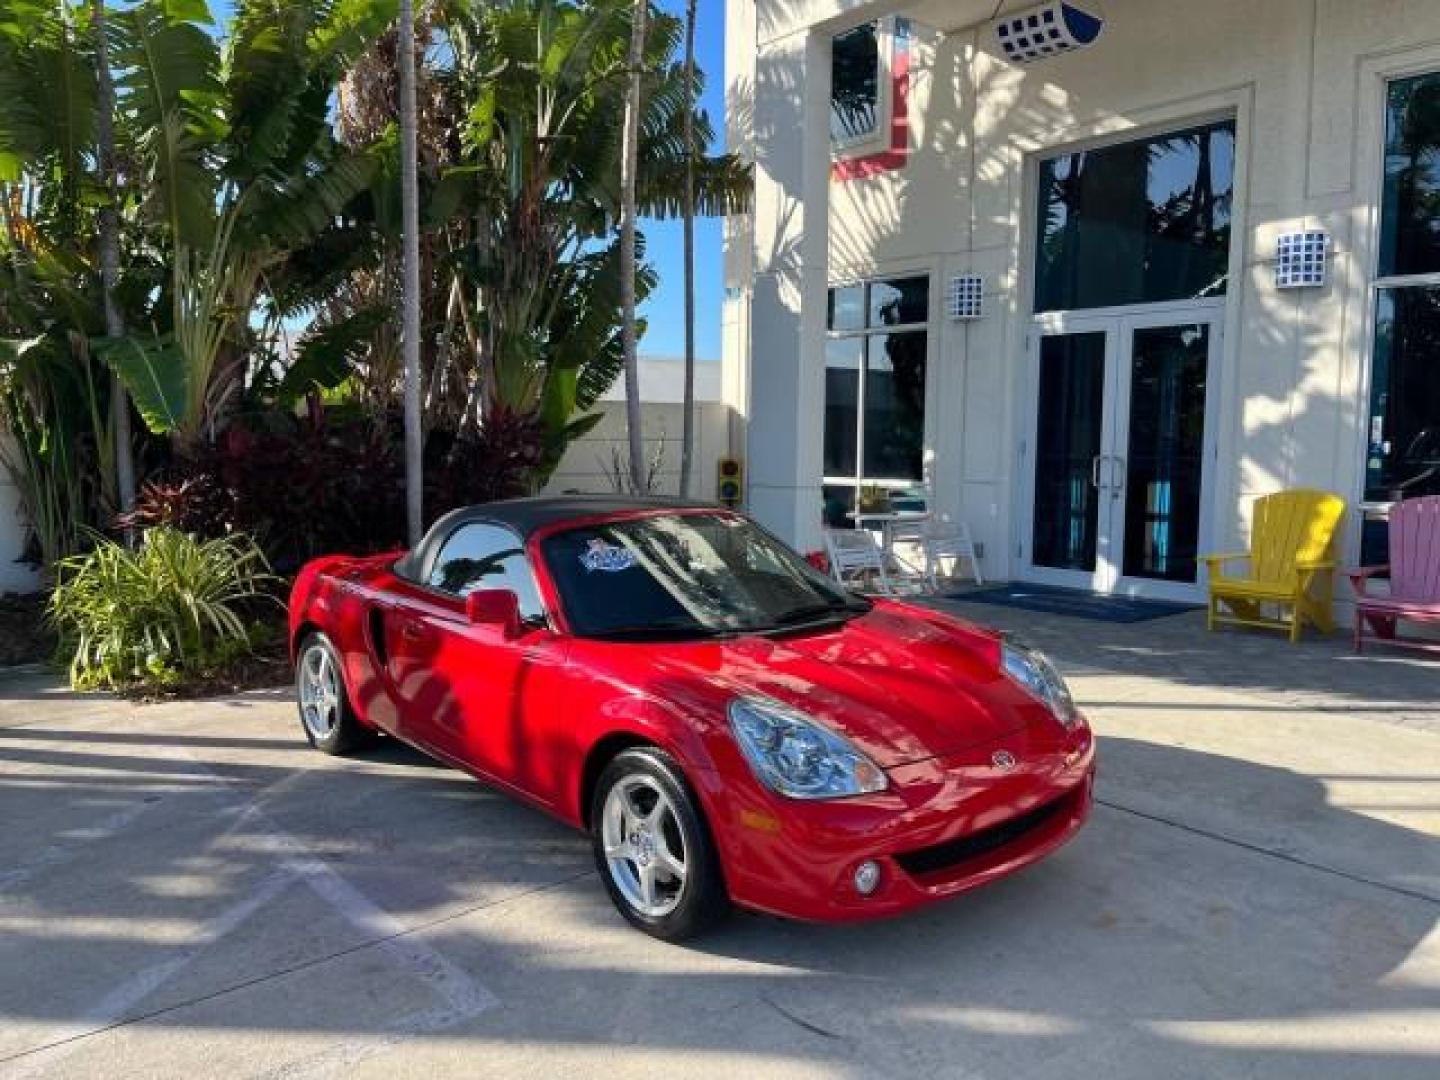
645,601,1039,767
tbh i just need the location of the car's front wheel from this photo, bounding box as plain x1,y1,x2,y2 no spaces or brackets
591,748,728,940
295,632,373,755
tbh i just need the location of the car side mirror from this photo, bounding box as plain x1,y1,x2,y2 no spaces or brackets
464,588,522,640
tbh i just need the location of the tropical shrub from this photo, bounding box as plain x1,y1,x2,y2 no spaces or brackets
424,405,544,512
114,405,551,572
114,476,233,537
210,412,407,570
48,528,278,690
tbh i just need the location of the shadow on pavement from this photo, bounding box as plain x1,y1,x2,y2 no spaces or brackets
0,713,1436,1077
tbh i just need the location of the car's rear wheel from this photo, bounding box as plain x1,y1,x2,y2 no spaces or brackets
591,748,728,941
295,632,372,755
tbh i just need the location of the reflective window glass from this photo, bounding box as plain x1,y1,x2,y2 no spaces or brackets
1035,121,1235,312
827,284,865,332
824,276,929,504
1379,73,1440,277
831,24,879,145
869,276,929,327
823,338,862,477
1367,286,1440,502
863,331,926,481
429,524,546,621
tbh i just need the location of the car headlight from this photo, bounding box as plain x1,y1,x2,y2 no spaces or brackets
1001,641,1080,730
727,696,888,799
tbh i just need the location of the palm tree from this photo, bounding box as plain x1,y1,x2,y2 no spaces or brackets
426,0,749,485
90,0,135,518
398,0,424,543
619,0,648,492
679,0,696,497
96,0,397,452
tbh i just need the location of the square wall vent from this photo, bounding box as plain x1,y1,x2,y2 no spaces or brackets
1275,229,1328,289
993,3,1104,65
949,274,985,320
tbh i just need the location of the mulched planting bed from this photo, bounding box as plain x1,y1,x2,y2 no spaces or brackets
5,588,292,701
120,636,292,702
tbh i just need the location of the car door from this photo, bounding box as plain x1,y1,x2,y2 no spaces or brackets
390,522,566,791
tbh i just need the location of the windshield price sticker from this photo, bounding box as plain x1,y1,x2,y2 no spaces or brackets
580,538,638,573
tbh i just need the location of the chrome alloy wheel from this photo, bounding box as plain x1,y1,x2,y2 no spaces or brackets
297,643,342,742
600,774,689,918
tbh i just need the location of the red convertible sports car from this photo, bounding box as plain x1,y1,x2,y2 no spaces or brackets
289,496,1094,939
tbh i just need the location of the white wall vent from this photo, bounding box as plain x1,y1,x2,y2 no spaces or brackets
993,3,1104,65
1275,230,1328,289
948,274,985,320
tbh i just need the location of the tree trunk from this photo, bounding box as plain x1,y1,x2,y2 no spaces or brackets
679,0,697,498
619,0,648,493
399,0,424,543
91,0,135,517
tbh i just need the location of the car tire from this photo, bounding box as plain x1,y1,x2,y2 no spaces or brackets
591,747,729,941
295,632,373,756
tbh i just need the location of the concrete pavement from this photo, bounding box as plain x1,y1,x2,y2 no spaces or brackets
0,607,1437,1079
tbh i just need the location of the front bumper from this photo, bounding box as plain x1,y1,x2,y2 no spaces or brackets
710,721,1095,922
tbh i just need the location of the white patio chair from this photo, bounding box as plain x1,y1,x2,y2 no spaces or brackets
922,516,983,588
885,518,931,591
823,527,893,595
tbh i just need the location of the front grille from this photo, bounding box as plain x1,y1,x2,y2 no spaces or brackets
894,793,1072,878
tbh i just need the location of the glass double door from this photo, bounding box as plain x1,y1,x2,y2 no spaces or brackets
1023,309,1220,600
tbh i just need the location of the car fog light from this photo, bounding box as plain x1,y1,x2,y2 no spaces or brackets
853,860,882,896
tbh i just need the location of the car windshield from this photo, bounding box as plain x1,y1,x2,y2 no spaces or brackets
541,512,869,640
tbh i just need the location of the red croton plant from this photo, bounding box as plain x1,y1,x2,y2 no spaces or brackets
116,406,545,572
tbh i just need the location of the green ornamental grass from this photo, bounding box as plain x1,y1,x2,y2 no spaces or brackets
48,528,279,690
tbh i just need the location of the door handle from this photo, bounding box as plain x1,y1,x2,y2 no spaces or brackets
399,619,427,643
1090,455,1104,490
1109,455,1126,498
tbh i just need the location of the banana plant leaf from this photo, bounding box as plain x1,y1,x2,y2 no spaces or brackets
93,334,189,435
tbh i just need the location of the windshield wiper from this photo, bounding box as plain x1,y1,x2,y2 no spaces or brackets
767,600,868,629
586,618,731,642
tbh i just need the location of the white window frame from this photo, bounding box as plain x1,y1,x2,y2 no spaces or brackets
1349,48,1440,567
829,17,895,158
822,274,930,500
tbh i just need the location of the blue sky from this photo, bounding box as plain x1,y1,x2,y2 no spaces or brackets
643,0,726,362
214,0,727,362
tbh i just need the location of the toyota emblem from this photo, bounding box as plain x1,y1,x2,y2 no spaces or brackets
991,750,1017,772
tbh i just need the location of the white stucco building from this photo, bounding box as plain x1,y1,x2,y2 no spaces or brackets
724,0,1440,602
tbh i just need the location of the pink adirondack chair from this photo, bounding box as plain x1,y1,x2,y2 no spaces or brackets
1347,495,1440,655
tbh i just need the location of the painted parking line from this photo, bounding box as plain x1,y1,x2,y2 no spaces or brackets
1,747,499,1078
0,740,249,908
0,797,165,897
4,869,296,1080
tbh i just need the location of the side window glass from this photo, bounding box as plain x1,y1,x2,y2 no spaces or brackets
429,524,546,622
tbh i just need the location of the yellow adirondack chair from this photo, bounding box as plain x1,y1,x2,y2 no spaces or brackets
1201,489,1346,643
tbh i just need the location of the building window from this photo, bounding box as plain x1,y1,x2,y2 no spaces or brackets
830,22,880,147
1379,74,1440,277
823,275,928,526
1368,285,1440,506
1367,74,1440,546
1034,120,1236,313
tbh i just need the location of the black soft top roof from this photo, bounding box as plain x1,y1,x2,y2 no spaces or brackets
397,494,721,583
